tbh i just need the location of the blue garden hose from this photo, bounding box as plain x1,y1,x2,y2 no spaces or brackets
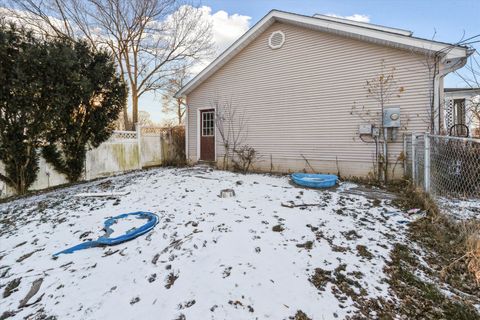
53,211,158,257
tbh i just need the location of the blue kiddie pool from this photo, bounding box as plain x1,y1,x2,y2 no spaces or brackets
291,173,338,188
53,211,158,257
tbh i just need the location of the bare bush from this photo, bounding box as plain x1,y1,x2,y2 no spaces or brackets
463,221,480,284
440,219,480,285
232,145,259,174
210,99,261,173
161,125,186,166
466,233,480,284
212,99,247,170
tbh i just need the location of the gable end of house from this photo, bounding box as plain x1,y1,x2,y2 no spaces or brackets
176,10,472,98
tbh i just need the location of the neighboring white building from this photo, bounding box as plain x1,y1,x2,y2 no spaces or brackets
444,88,480,138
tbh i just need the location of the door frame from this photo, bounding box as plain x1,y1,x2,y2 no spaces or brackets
197,106,217,161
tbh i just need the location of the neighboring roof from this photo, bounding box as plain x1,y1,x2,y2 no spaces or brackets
312,13,413,36
445,87,480,93
176,10,472,97
445,87,480,97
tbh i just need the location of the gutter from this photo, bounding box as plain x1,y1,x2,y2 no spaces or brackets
184,101,189,160
433,49,475,133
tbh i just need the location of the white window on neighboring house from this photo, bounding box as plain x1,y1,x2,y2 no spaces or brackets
452,98,467,136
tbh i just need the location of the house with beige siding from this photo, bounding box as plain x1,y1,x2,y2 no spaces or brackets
176,10,473,177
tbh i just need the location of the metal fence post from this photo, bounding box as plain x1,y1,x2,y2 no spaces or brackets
403,133,407,176
412,133,416,184
424,132,431,193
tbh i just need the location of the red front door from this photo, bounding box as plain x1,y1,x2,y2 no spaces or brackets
200,109,215,161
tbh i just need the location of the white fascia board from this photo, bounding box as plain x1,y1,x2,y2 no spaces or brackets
445,90,480,99
176,10,470,98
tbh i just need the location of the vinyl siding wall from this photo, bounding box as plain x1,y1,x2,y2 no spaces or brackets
186,22,434,177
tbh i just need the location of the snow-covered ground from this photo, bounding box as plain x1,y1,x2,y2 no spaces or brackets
0,167,412,319
436,197,480,221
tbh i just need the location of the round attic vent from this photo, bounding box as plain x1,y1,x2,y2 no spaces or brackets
268,30,285,49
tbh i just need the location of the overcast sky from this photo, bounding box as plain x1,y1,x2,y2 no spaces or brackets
126,0,480,122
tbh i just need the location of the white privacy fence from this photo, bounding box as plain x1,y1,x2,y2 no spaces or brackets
139,127,164,167
0,126,164,198
404,133,480,203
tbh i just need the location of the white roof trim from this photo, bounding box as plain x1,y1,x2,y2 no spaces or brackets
312,14,413,36
176,10,471,98
445,88,480,97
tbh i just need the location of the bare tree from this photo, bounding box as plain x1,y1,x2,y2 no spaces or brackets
212,98,248,170
9,0,214,129
162,64,189,124
468,98,480,138
138,110,155,127
114,110,156,128
113,110,128,130
365,63,405,115
351,60,405,182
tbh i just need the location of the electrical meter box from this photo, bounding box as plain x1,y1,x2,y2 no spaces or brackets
383,107,401,128
359,123,372,135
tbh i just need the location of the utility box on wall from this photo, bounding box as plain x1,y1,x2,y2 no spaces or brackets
359,123,372,135
383,107,401,128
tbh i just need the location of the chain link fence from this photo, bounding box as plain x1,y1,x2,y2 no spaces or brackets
404,133,480,215
429,135,480,199
404,134,412,178
415,134,426,191
405,133,426,190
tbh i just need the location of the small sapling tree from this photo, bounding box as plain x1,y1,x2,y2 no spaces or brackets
212,99,259,172
351,60,405,182
213,99,247,170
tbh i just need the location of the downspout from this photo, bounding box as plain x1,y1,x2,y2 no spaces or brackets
432,56,440,134
435,53,472,134
184,95,189,162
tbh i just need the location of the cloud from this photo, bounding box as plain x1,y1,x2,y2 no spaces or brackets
190,7,251,74
202,6,251,53
1,4,251,120
325,13,371,23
